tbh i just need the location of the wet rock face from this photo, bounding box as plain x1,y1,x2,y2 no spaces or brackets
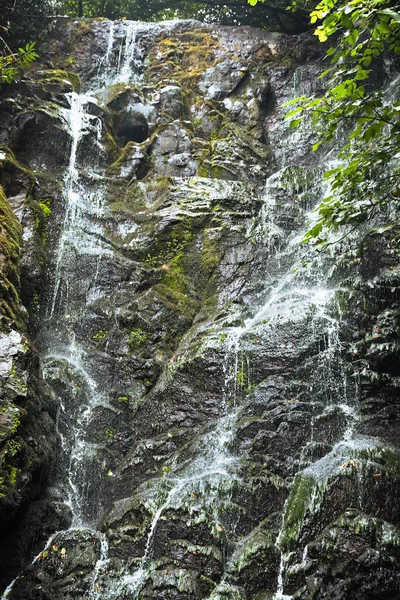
0,17,400,600
199,60,249,100
9,529,104,600
295,509,400,600
0,187,57,585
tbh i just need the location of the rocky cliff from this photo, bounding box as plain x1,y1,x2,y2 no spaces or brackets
0,18,399,600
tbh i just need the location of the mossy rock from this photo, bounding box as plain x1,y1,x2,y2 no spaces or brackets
153,284,198,322
0,186,24,333
293,509,400,599
34,69,81,93
147,30,219,91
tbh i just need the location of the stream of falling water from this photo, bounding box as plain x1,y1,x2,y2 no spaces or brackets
1,20,148,600
47,20,150,529
111,412,239,598
213,155,358,599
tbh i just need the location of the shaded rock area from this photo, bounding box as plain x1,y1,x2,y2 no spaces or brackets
0,178,57,579
0,16,399,600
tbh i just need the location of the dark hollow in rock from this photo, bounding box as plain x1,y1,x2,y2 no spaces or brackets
115,110,149,146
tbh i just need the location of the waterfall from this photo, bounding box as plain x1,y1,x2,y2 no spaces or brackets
44,21,154,527
112,412,239,598
2,17,399,600
1,21,151,599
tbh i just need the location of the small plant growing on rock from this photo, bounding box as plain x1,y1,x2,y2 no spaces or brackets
105,428,116,440
5,439,21,457
236,369,247,389
92,330,108,345
128,328,147,351
219,332,228,344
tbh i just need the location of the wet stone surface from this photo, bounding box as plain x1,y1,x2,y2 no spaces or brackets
0,16,399,600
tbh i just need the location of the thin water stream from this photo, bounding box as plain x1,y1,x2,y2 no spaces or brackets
113,411,239,598
1,20,149,600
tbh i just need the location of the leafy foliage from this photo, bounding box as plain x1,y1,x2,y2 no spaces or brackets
0,0,54,48
53,0,311,32
0,38,38,86
284,0,400,250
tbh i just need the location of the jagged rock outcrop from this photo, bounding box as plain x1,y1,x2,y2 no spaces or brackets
0,17,399,600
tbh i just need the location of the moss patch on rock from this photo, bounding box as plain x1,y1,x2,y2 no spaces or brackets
0,186,23,333
147,30,219,91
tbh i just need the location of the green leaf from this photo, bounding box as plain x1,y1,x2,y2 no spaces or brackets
283,96,307,107
289,118,302,129
346,29,359,45
379,8,400,23
312,140,323,152
304,221,324,241
285,107,303,119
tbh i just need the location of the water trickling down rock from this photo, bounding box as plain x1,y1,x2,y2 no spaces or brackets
0,17,399,600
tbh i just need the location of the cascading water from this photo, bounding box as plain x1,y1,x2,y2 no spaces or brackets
109,412,239,598
1,20,151,600
2,18,399,600
55,57,358,599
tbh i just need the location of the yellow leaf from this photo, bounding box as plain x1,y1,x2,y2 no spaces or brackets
60,547,67,555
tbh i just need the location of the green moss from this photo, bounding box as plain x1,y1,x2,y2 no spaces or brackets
147,30,219,91
0,146,36,190
280,474,316,552
10,370,26,397
64,56,76,67
162,253,190,296
153,284,198,321
8,466,19,486
234,528,275,574
29,197,52,244
37,69,81,93
128,328,148,352
92,329,108,345
235,369,254,394
31,293,40,312
101,130,125,171
235,369,246,388
39,201,51,220
5,439,22,457
0,185,24,332
109,141,136,171
105,427,116,440
109,180,149,215
197,164,209,178
145,218,195,298
378,448,400,476
102,82,131,107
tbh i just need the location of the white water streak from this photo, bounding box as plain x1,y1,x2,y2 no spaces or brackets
117,414,238,598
